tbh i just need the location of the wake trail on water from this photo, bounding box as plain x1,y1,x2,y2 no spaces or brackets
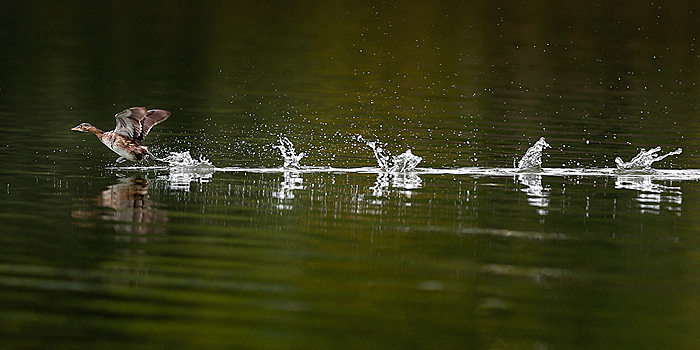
106,135,700,180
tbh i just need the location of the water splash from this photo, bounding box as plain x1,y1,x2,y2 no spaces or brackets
391,150,422,172
517,137,551,172
157,151,215,191
274,137,305,169
161,151,215,169
360,136,422,172
614,146,682,171
362,138,390,171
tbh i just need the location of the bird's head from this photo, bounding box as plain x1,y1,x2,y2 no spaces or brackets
71,123,93,132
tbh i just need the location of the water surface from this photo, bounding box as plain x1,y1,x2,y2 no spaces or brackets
2,1,700,349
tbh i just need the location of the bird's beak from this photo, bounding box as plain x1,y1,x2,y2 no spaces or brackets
71,126,79,131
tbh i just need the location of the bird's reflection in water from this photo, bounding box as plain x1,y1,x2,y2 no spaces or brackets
73,177,168,238
72,177,168,288
517,173,550,215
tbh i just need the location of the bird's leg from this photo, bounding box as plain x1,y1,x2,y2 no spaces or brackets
116,157,127,163
147,150,169,165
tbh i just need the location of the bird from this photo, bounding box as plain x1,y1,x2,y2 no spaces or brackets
71,107,171,163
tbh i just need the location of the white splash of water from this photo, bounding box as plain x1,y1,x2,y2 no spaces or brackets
161,151,214,169
359,136,422,172
517,137,551,172
615,146,682,171
274,137,305,169
363,139,391,171
157,151,215,191
391,150,423,172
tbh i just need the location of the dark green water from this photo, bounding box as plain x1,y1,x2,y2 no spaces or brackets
2,1,700,349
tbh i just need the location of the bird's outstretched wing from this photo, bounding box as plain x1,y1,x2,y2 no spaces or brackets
114,107,170,141
139,109,171,141
114,107,146,140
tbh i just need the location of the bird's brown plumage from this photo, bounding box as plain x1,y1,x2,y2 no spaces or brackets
71,107,171,162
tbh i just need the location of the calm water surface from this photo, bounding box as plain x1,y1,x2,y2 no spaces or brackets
2,1,700,349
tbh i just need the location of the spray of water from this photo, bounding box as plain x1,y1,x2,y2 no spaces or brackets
361,138,390,171
391,150,422,172
359,136,422,172
614,146,682,171
517,137,551,172
161,151,215,169
274,137,305,169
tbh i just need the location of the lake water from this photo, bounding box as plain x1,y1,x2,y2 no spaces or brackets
2,1,700,349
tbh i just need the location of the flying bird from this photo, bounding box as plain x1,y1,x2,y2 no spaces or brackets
71,107,170,163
